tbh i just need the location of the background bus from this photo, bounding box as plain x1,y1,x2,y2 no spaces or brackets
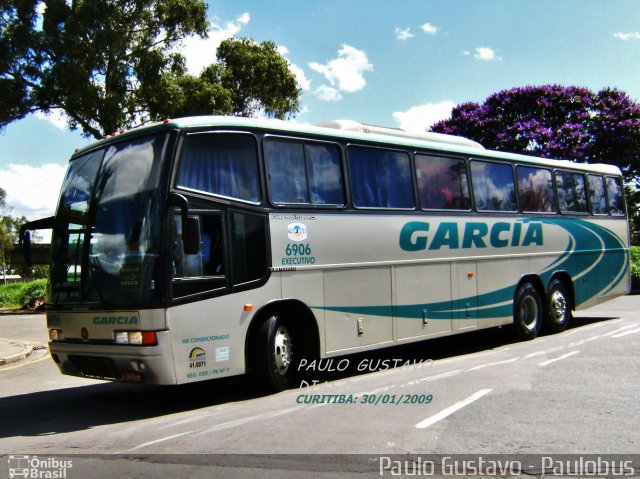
22,116,629,392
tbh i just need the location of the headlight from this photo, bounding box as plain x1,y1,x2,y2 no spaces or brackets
49,329,64,341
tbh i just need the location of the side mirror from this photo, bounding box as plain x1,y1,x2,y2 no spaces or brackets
21,230,32,267
183,216,201,255
19,216,55,267
168,192,200,254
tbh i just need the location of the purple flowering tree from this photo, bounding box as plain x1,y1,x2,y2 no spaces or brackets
431,85,640,233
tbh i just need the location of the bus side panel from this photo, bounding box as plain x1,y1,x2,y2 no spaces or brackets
477,257,529,328
571,218,629,310
323,267,394,354
166,278,282,384
280,270,326,355
394,263,454,343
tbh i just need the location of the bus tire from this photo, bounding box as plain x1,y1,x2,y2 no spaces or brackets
251,315,296,393
545,279,572,334
513,282,542,341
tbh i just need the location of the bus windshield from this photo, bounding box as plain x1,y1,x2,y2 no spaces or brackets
50,133,171,305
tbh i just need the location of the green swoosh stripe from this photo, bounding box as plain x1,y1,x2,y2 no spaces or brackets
315,218,628,320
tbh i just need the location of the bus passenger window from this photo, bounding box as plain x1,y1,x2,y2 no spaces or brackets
347,146,414,209
265,140,309,204
470,161,517,212
415,154,470,210
516,166,556,213
556,171,588,214
305,143,344,205
588,175,608,215
177,133,261,203
265,139,344,206
606,177,625,216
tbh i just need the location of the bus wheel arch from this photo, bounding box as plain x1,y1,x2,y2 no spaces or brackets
544,274,574,334
512,276,544,341
246,299,320,392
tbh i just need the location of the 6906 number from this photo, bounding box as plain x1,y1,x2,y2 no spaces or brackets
285,243,311,256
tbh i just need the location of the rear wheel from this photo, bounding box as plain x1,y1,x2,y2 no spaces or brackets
545,279,572,334
513,282,542,340
251,315,297,393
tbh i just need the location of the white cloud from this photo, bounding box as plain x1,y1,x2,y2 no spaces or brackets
308,44,373,101
34,109,68,130
0,164,66,223
182,12,251,75
277,45,311,91
395,27,414,41
289,63,311,91
473,47,501,61
314,85,343,102
392,100,456,133
420,22,439,35
614,32,640,41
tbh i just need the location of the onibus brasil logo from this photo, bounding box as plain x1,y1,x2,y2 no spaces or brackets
8,455,73,478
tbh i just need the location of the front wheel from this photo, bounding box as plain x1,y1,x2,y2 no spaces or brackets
251,315,297,393
545,279,572,334
513,282,542,341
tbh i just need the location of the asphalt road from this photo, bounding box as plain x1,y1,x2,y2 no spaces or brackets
0,297,639,478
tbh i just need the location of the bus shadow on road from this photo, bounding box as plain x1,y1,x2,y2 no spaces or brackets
0,315,618,439
294,314,620,385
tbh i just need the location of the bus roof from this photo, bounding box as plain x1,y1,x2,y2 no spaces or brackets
75,115,623,177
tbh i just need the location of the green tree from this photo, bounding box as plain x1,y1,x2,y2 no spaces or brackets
143,38,301,120
2,1,301,139
0,188,14,276
2,0,210,138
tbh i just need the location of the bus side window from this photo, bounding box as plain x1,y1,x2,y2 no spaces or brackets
415,154,470,210
305,143,344,205
470,161,517,212
229,210,268,285
516,166,556,213
556,171,588,214
265,140,309,204
606,177,625,216
172,212,227,298
347,146,414,209
587,175,608,215
265,138,344,206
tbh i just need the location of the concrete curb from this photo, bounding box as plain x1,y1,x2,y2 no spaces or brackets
0,340,34,366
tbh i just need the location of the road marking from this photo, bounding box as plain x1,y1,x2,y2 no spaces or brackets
415,389,492,429
611,327,640,338
538,350,580,367
419,369,464,382
469,357,519,371
119,430,198,453
602,324,638,337
523,350,547,359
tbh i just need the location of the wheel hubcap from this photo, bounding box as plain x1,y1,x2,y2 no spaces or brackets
273,325,292,375
520,295,539,332
550,291,567,323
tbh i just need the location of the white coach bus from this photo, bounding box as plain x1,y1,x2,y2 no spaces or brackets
22,116,629,391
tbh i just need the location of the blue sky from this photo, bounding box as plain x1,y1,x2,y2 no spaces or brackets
1,0,640,228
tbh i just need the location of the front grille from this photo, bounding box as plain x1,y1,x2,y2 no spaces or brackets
69,355,119,380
